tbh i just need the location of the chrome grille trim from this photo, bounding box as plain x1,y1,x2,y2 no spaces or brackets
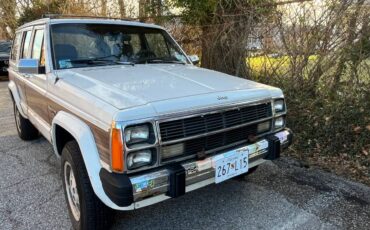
158,104,272,145
158,116,272,146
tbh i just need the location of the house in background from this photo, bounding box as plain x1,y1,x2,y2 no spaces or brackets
246,26,283,53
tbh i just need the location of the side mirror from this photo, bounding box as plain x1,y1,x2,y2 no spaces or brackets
188,55,200,65
18,59,45,74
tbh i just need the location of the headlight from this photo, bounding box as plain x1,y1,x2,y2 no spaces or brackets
274,117,285,129
274,99,285,113
161,143,184,159
257,121,270,133
124,124,150,145
127,149,153,169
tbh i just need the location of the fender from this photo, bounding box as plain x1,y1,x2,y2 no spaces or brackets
8,80,27,118
52,111,134,210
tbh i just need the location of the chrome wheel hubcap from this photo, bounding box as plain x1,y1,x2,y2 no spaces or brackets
64,162,80,221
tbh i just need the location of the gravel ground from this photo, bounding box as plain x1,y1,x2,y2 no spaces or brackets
0,79,370,230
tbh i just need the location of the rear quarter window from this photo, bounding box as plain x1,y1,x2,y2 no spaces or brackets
21,30,33,58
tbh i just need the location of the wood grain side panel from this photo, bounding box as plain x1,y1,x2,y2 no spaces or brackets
24,84,49,122
46,98,111,165
89,123,111,164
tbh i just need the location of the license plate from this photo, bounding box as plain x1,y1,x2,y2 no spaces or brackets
213,140,268,183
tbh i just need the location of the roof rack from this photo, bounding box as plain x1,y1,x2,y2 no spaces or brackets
42,14,139,22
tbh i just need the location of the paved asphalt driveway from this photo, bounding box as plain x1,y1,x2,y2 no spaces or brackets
1,79,370,230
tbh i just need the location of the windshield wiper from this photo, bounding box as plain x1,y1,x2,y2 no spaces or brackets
94,55,135,66
114,61,135,66
65,58,114,65
63,57,135,67
134,57,186,65
146,59,186,65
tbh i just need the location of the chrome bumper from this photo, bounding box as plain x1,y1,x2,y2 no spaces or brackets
126,129,292,209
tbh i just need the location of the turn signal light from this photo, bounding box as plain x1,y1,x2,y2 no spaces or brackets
111,124,124,173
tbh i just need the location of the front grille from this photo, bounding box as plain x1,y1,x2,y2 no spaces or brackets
159,102,272,142
161,123,259,162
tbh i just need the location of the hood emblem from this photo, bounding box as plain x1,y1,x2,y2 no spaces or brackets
217,96,228,100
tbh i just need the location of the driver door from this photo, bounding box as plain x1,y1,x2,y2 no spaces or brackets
23,26,50,138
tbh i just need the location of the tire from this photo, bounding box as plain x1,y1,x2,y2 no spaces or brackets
13,102,39,140
61,141,114,230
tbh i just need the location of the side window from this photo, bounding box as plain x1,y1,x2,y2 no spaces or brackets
11,33,21,61
31,29,45,66
21,30,32,58
145,33,170,57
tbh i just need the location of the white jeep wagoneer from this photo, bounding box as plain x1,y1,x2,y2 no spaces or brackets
8,16,292,229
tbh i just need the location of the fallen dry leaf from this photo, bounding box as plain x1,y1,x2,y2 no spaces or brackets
366,124,370,131
353,126,362,133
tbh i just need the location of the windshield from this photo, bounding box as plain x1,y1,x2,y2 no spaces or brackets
51,23,190,69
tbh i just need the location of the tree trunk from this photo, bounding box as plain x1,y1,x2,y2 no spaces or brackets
199,2,250,78
200,26,213,69
331,0,365,95
0,0,17,39
101,0,107,16
118,0,125,18
139,0,147,19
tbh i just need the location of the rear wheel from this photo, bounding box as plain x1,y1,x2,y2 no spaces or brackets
61,141,114,230
13,102,39,140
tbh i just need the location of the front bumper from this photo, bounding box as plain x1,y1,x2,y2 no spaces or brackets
100,128,293,210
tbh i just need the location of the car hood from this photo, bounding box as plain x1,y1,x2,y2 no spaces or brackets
57,64,283,120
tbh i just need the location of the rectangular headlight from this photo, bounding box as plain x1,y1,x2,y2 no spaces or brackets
127,149,153,169
274,117,285,129
274,99,285,113
124,124,150,145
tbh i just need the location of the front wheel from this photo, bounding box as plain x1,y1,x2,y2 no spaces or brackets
61,141,114,230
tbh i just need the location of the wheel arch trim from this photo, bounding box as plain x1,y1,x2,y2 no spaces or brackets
8,80,27,118
52,111,134,210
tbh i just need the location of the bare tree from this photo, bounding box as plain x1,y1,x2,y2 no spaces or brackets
118,0,126,18
101,0,107,16
0,0,17,39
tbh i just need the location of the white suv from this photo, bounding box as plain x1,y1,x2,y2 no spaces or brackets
8,17,292,229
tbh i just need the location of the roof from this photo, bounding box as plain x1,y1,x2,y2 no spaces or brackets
17,18,163,31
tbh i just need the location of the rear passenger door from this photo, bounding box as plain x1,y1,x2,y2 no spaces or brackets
22,26,50,135
9,29,32,115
